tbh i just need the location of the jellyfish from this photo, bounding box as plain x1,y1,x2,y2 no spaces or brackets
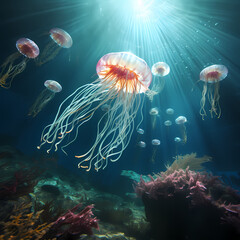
28,80,62,117
174,137,181,143
0,38,39,89
101,103,110,112
137,128,144,134
175,116,187,144
38,52,152,171
149,107,159,129
146,62,170,101
35,28,73,66
166,108,174,115
138,141,146,148
151,139,160,163
164,120,172,127
199,64,228,119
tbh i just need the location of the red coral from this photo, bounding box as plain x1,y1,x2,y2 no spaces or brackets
45,203,99,239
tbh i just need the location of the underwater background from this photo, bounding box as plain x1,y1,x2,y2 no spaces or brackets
0,0,240,239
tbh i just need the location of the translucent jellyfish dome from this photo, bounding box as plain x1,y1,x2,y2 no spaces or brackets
164,120,172,126
101,104,110,112
44,80,62,93
152,139,160,146
138,141,146,148
174,137,181,142
166,108,174,115
200,65,228,83
151,62,170,77
137,128,144,134
149,107,159,116
49,28,73,48
175,116,187,125
16,38,39,59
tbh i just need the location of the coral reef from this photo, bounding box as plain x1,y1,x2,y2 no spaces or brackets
134,167,240,240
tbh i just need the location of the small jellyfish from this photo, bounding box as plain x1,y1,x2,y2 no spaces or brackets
175,116,187,125
137,128,144,134
164,120,172,127
151,139,160,162
36,28,73,66
151,62,170,77
0,38,39,89
175,116,187,144
101,104,110,112
152,139,160,145
28,80,62,117
199,64,228,119
149,107,159,129
166,108,174,115
174,137,181,143
138,141,146,148
146,62,170,101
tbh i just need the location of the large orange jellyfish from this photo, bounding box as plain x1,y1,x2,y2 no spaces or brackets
199,64,228,119
36,28,73,66
38,52,152,171
29,80,62,117
0,38,39,89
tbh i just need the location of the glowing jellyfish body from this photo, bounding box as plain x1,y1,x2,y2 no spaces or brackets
149,107,159,129
152,139,160,145
29,80,62,117
101,104,110,112
149,107,159,116
38,52,152,171
36,28,73,66
0,38,39,89
164,120,172,126
174,137,181,143
151,62,170,77
151,139,160,163
175,116,187,125
137,128,144,134
166,108,174,115
175,116,187,144
44,80,62,93
50,28,73,48
146,62,170,101
199,64,228,119
138,141,146,148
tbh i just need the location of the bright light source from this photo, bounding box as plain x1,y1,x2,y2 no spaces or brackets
133,0,155,18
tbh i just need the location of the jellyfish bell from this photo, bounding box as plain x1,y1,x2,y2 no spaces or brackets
44,80,62,93
199,64,228,119
152,139,160,146
138,141,146,148
29,80,62,118
151,62,170,77
101,103,110,112
175,116,187,125
146,62,170,101
174,137,181,143
137,128,144,134
0,38,39,89
149,107,159,116
38,52,152,171
36,28,73,66
16,38,40,59
49,28,73,48
166,108,174,115
164,120,172,127
175,116,187,144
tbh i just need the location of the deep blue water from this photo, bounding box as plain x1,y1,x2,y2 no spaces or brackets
0,0,240,192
